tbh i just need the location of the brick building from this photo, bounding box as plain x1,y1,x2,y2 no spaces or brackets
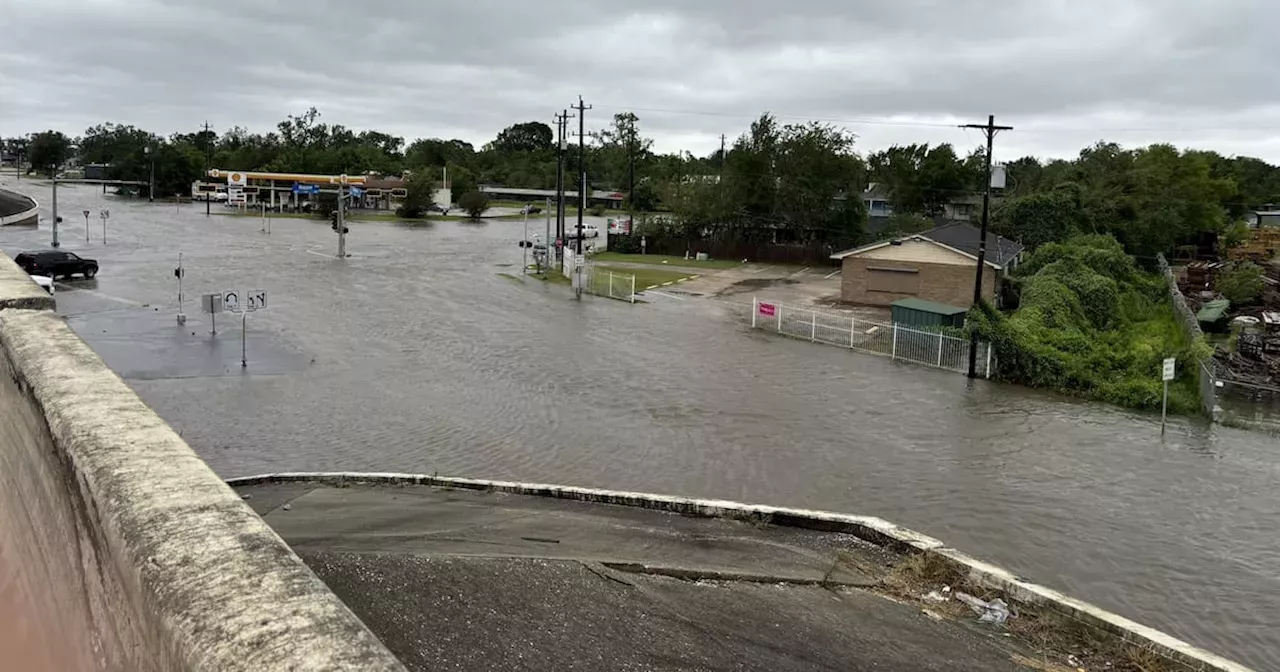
830,223,1023,308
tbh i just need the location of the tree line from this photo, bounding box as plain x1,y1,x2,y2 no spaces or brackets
6,108,1280,259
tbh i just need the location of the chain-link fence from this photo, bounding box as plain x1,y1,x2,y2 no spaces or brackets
1162,255,1280,429
751,298,992,377
1158,254,1205,341
584,266,636,303
1201,360,1280,431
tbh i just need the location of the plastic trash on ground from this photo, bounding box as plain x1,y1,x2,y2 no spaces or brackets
954,591,1011,625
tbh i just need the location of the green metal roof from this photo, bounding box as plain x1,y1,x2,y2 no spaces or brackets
891,298,969,316
1196,299,1230,323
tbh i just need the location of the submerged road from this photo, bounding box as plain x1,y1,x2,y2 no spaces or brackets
1,182,1277,669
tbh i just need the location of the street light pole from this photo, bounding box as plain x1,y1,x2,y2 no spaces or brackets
145,145,154,202
51,164,60,248
203,121,212,217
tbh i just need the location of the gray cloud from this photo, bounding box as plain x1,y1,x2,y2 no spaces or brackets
2,0,1279,162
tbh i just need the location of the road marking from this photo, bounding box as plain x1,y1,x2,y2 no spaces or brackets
824,269,841,279
660,281,674,286
647,290,686,301
54,284,143,306
645,285,659,290
306,249,337,259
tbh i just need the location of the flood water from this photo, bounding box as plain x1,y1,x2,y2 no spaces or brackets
2,182,1278,669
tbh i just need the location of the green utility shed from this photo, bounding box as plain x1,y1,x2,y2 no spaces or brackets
891,298,968,330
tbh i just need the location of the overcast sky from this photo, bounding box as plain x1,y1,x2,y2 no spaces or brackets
2,0,1279,163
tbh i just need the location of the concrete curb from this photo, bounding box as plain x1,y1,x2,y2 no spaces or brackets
226,471,1254,672
0,188,39,227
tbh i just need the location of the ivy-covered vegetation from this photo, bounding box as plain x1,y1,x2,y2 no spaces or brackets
968,235,1210,412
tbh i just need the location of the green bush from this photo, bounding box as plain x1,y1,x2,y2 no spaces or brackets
610,233,642,254
459,191,489,219
589,204,607,217
1217,262,1265,305
969,234,1202,414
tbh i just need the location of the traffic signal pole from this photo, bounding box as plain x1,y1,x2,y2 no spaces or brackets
336,184,347,258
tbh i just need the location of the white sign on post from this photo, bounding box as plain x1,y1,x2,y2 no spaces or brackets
1162,357,1176,382
245,289,267,312
221,289,269,313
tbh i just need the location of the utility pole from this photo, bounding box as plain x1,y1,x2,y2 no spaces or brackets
203,121,212,217
145,145,155,202
555,109,573,260
718,133,727,208
960,114,1013,379
719,134,726,177
572,95,591,255
554,111,566,251
628,116,636,231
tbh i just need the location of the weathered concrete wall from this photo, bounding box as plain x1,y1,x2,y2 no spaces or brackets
227,472,1253,672
0,253,404,671
0,188,39,226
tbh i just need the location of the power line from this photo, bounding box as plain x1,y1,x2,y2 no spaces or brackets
594,102,1280,135
594,103,958,129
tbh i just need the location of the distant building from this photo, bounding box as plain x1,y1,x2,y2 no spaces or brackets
829,222,1023,307
84,164,113,180
1248,210,1280,228
479,186,625,209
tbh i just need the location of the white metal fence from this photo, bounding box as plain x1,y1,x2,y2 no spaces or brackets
751,298,992,377
585,265,637,303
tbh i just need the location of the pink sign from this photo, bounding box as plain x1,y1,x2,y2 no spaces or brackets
758,302,776,317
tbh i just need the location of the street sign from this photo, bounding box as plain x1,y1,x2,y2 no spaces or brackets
82,209,90,218
222,290,239,312
349,186,364,198
291,183,319,195
201,294,223,314
245,289,267,312
1162,357,1176,382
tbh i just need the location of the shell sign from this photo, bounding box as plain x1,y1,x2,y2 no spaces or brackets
228,172,247,186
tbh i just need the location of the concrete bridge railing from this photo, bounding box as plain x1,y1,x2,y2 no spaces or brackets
0,251,404,670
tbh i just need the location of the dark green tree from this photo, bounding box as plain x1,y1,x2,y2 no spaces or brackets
491,122,553,153
396,173,436,219
459,190,489,219
28,130,74,173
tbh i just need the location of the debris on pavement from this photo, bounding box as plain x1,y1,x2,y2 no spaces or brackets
954,591,1011,625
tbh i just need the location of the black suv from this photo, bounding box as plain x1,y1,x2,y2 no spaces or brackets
15,250,99,279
